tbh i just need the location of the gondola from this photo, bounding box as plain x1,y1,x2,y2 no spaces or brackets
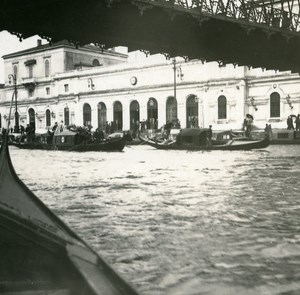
0,131,138,295
139,128,269,151
11,130,126,152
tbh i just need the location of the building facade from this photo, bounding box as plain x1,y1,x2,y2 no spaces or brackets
0,40,299,133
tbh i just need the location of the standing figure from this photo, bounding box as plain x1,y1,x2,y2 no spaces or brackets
110,121,115,134
287,116,294,130
105,121,110,134
59,121,64,132
207,125,213,146
25,124,32,142
20,125,25,135
296,114,300,131
264,124,269,139
141,120,145,133
52,122,58,132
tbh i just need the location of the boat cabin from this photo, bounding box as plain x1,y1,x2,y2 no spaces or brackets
176,128,209,146
52,130,82,148
271,129,300,144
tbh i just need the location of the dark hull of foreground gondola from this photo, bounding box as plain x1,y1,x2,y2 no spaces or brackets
0,132,139,295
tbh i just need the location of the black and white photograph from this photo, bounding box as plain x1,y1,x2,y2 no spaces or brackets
0,1,300,294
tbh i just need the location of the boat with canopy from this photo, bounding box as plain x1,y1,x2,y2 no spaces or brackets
11,129,125,152
139,128,269,151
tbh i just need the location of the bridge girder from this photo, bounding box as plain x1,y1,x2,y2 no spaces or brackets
0,0,300,72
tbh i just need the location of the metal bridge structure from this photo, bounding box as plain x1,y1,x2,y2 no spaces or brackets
1,0,300,72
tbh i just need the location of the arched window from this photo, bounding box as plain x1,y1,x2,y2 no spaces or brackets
93,59,100,66
270,92,280,117
130,100,140,131
83,103,92,126
45,59,50,77
186,95,198,128
46,109,51,127
147,98,158,129
64,106,70,126
113,101,123,131
98,102,107,130
166,96,177,124
218,95,227,119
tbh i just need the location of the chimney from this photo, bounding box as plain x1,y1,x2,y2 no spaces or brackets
37,39,42,47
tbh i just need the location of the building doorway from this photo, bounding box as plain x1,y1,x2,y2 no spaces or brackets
28,108,36,131
46,109,51,127
147,98,158,129
186,95,198,128
64,106,70,126
98,102,107,130
166,96,177,125
113,101,123,131
83,103,92,127
130,100,140,131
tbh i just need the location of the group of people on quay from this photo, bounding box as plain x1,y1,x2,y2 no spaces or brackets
130,118,181,139
287,114,300,131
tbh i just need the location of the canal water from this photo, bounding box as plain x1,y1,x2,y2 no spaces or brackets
9,144,300,295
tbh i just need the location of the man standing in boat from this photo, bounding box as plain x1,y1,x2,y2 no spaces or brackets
207,125,213,146
52,122,58,132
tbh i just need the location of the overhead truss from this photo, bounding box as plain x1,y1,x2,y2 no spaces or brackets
138,0,300,35
1,0,300,72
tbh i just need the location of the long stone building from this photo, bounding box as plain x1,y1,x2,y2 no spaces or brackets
0,40,299,133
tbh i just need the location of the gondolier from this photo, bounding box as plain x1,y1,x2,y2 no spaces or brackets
207,125,213,146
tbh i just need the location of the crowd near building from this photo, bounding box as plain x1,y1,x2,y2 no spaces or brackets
1,39,300,135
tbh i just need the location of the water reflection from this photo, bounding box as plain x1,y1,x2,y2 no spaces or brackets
10,145,300,295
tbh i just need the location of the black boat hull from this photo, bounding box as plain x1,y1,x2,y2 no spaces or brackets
12,138,125,152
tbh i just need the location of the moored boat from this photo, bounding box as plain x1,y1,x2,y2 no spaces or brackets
266,129,300,144
139,128,269,151
11,130,126,152
216,128,300,145
0,131,138,294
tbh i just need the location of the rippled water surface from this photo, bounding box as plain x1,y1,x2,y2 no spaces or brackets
9,144,300,295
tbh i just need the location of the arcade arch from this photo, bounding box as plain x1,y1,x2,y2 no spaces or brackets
166,96,177,124
130,100,140,131
113,101,123,131
64,106,70,126
98,102,107,130
45,109,51,127
186,94,198,128
83,103,92,126
28,108,36,130
147,97,158,129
